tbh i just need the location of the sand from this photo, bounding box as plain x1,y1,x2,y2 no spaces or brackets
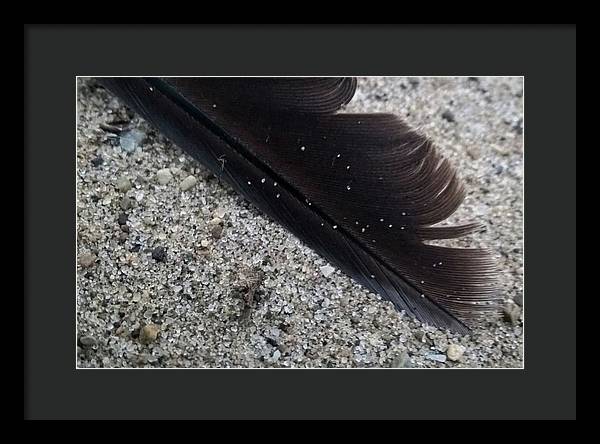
76,76,523,368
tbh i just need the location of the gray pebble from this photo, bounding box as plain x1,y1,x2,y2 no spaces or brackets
441,110,456,123
503,303,521,325
408,78,419,88
78,252,96,268
414,330,427,343
91,156,104,167
116,176,132,192
152,246,167,262
210,224,223,239
120,196,133,210
117,212,128,226
79,335,97,347
180,175,197,191
513,293,523,307
391,351,411,368
467,148,481,160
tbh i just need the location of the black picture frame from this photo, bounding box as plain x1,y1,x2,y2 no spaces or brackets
25,24,576,420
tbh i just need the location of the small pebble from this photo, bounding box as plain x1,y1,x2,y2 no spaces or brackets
139,324,160,345
414,330,427,343
427,353,447,363
117,213,128,226
513,293,523,307
467,148,481,160
210,224,223,239
494,145,511,157
441,110,455,123
408,78,419,88
513,120,523,135
116,176,132,192
120,196,133,210
391,351,411,368
320,265,335,278
200,239,210,248
79,336,97,347
180,175,197,191
151,246,167,262
78,252,96,268
446,344,466,362
156,168,173,185
119,129,145,153
213,207,227,219
504,303,521,325
91,156,104,167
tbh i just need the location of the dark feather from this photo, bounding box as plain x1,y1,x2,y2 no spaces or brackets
98,77,501,333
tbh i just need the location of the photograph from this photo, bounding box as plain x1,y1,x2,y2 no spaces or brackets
75,76,524,369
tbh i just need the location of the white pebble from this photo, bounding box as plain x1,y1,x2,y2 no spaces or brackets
320,265,335,277
446,344,466,361
213,207,227,219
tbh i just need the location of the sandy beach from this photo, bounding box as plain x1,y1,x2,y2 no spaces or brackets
76,76,524,368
